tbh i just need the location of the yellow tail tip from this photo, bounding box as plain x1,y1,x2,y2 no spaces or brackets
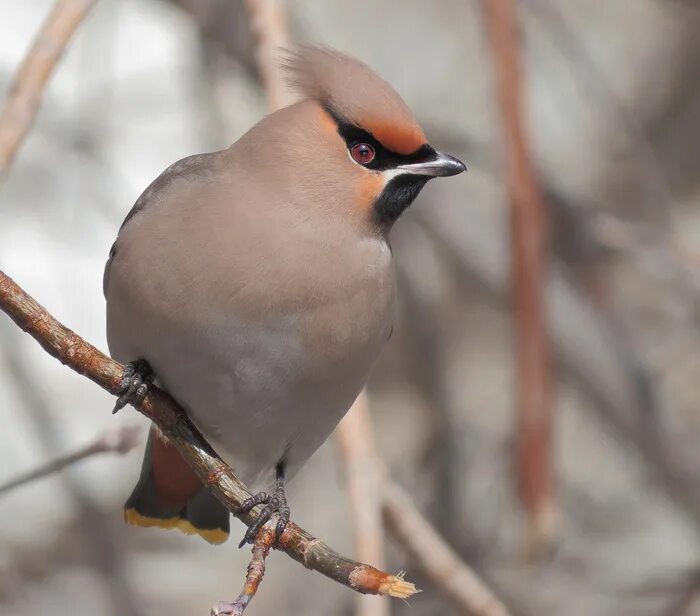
124,508,228,545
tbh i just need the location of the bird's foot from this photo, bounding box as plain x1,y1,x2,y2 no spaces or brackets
237,464,290,548
113,359,154,414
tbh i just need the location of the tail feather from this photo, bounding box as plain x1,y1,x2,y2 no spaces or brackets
124,428,230,545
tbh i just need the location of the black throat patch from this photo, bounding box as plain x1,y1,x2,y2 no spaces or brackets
374,175,430,229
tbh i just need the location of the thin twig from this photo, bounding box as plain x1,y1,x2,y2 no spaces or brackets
0,424,140,497
0,322,145,615
243,0,294,112
395,245,464,538
483,0,558,557
383,483,511,616
340,390,511,616
0,0,96,176
337,393,390,616
0,270,417,602
211,522,276,616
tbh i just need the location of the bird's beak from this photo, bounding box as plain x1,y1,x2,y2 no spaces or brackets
397,150,466,177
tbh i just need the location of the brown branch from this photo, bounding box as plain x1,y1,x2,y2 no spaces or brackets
243,0,295,112
0,425,140,497
383,483,511,616
0,323,146,615
483,0,558,556
0,269,416,602
211,521,276,616
0,0,96,176
337,393,389,616
339,390,511,616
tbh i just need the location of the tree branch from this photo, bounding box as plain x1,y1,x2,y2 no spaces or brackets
243,0,294,112
483,0,559,556
339,389,512,616
383,483,511,616
0,425,140,497
0,269,417,601
0,0,96,176
337,393,390,616
211,521,276,616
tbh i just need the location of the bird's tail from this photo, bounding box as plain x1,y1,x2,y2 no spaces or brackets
124,426,230,544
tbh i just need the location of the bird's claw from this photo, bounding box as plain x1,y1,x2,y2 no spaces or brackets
237,483,290,548
113,359,154,414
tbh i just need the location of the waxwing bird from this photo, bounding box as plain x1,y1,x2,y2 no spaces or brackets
105,45,465,546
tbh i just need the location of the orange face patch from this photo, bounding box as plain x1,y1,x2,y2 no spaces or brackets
356,173,385,211
363,118,426,155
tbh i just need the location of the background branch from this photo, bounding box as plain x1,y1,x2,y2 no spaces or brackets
0,321,144,616
243,0,293,112
483,0,558,556
337,393,390,616
383,483,510,616
0,424,140,497
340,390,512,616
0,0,96,177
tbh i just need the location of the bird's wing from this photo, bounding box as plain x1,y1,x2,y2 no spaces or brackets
103,153,220,297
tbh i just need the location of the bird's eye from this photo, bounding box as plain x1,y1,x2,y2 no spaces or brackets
350,143,375,165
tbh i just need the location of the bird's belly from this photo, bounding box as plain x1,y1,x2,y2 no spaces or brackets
107,230,396,491
113,309,391,491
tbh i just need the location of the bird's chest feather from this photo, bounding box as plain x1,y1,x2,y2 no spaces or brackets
107,229,395,486
180,240,394,486
227,238,396,401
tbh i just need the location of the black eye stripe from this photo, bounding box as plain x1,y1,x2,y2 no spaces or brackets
323,104,436,171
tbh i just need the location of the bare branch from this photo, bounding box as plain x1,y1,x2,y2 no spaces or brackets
339,390,512,616
383,483,511,616
243,0,294,112
483,0,559,556
0,269,416,601
0,0,96,176
337,393,390,616
0,320,145,615
0,425,140,497
211,521,276,616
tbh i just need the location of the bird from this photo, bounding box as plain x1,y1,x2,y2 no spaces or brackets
104,45,465,547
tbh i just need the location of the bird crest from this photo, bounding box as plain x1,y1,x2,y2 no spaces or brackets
282,45,426,155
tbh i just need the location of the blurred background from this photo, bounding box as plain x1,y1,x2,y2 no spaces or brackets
2,1,700,614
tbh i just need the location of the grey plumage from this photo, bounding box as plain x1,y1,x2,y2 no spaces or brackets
106,46,464,542
106,100,396,490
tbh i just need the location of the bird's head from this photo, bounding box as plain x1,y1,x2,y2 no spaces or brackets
280,45,466,234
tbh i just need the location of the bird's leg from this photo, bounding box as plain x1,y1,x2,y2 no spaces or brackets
112,359,154,414
237,462,290,548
